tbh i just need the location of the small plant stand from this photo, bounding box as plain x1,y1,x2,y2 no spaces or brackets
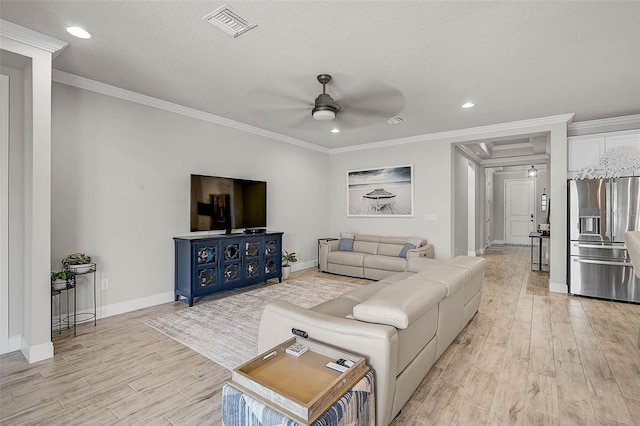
64,262,97,327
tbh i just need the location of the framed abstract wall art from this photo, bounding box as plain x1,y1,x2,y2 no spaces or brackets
347,164,414,217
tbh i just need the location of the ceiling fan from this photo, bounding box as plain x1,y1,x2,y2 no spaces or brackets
312,74,340,121
248,73,405,130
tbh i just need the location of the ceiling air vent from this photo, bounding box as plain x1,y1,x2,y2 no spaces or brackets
202,4,257,38
384,116,404,125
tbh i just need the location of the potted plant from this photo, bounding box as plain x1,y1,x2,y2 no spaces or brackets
281,250,298,280
51,270,75,291
62,252,93,274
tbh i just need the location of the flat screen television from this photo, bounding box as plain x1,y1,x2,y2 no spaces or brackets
190,174,267,232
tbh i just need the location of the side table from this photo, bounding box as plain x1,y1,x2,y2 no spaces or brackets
318,238,338,269
529,232,550,272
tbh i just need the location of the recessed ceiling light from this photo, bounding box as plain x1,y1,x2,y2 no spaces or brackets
66,26,91,39
461,102,475,109
331,128,340,133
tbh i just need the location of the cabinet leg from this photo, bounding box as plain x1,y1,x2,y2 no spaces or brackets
189,297,194,307
175,293,179,302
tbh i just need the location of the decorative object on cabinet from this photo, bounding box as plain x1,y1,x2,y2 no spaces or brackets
174,232,283,306
281,249,298,280
600,146,640,177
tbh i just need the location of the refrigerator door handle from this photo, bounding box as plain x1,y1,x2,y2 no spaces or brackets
572,243,625,249
572,258,632,267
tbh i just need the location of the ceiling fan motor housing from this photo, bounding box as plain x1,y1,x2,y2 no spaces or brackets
312,96,340,120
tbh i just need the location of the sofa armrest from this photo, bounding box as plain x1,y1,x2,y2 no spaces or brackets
406,243,434,259
319,239,339,271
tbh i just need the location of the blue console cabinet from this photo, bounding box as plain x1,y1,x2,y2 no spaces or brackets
174,232,283,306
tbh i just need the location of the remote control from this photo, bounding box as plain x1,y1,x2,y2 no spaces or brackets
326,362,348,373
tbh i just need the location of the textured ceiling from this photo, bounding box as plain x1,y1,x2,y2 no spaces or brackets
1,1,639,150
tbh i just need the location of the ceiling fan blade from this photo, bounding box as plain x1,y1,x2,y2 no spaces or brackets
247,86,310,109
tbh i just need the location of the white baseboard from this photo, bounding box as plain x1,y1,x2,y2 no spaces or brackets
467,251,477,257
549,280,568,294
21,338,54,363
492,240,505,245
97,291,175,319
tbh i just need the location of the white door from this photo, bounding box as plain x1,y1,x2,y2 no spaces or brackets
505,179,535,245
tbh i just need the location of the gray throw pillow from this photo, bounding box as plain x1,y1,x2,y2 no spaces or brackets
339,232,354,251
398,237,424,258
398,243,416,258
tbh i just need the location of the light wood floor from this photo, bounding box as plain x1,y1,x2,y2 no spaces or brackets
1,246,639,425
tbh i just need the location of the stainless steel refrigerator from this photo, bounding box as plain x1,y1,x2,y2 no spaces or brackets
568,177,640,303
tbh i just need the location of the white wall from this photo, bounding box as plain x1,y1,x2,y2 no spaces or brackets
328,116,571,266
328,139,453,258
51,83,330,315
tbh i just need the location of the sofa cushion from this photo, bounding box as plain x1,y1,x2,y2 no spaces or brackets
405,257,442,273
353,234,380,255
378,272,415,284
377,242,405,257
363,255,407,272
340,282,390,303
440,256,486,276
408,265,471,297
352,280,447,329
326,251,366,267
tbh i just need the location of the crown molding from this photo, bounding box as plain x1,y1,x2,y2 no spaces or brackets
329,113,575,154
51,70,330,154
483,154,549,168
568,114,640,131
0,20,68,57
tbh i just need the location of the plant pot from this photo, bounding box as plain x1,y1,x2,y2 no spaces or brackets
52,279,67,291
282,266,291,280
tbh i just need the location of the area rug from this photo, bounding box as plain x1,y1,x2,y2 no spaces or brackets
144,276,362,370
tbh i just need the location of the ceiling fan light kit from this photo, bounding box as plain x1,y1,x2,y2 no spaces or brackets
312,109,335,121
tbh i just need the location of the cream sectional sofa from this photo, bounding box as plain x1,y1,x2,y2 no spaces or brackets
319,234,435,280
258,256,486,426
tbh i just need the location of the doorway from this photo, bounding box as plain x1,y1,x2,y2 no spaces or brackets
505,179,535,245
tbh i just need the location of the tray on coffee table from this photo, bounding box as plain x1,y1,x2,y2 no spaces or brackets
231,337,367,423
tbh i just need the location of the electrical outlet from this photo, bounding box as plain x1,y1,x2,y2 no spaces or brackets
101,278,109,290
425,214,437,222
